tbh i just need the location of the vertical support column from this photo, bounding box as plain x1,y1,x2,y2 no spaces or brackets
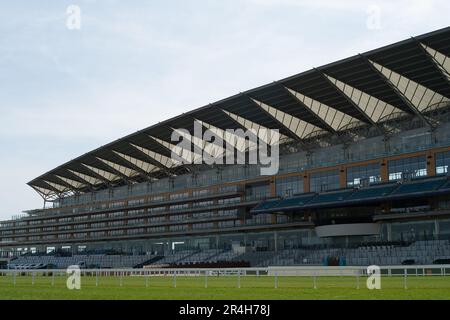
270,176,276,197
386,223,392,242
274,231,278,253
303,173,310,193
427,151,436,177
187,190,194,231
435,220,440,240
381,161,388,182
240,183,246,226
212,186,219,230
339,166,347,188
165,193,170,233
271,214,277,225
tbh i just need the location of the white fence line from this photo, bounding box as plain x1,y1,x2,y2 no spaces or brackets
267,265,450,276
1,265,450,277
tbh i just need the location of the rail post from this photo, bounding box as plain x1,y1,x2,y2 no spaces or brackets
237,270,241,289
313,272,317,290
356,269,360,290
404,269,408,290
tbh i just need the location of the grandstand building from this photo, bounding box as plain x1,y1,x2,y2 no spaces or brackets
2,27,450,268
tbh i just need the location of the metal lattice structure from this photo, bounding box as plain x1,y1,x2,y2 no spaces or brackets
29,27,450,201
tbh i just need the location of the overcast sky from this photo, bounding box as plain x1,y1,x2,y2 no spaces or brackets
0,0,449,220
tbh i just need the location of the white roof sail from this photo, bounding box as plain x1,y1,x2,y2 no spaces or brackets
96,157,140,178
251,98,327,139
113,150,159,174
222,109,290,145
31,185,54,196
43,180,67,192
196,119,249,154
286,87,363,130
324,75,406,123
81,164,120,182
370,60,450,112
421,43,450,80
68,169,103,186
55,175,86,189
134,140,184,168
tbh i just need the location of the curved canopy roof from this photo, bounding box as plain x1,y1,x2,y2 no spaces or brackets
29,27,450,200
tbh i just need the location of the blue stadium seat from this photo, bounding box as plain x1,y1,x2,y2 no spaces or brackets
350,184,398,200
391,178,446,195
251,198,282,212
438,178,450,190
307,190,354,205
272,194,317,208
251,194,317,212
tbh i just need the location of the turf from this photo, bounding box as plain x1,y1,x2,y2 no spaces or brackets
0,274,450,300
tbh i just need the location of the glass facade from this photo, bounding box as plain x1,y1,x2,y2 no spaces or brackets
346,163,381,187
390,220,436,242
310,170,340,192
276,176,304,197
388,156,427,181
245,184,270,200
52,122,450,209
436,151,450,175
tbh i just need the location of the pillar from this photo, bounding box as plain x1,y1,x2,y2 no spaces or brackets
381,161,389,182
339,166,347,188
274,232,278,252
303,174,310,193
427,151,436,177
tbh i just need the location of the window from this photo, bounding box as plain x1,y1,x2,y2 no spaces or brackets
218,197,240,205
192,222,214,230
276,176,303,197
218,220,236,228
347,163,381,187
169,225,188,232
310,170,340,192
436,151,450,175
128,218,145,225
218,209,238,217
170,203,189,210
109,211,124,218
246,184,270,200
193,212,213,219
388,156,427,181
193,189,209,197
192,201,213,208
170,192,189,200
128,209,145,216
128,198,145,206
128,228,145,235
149,226,165,233
170,214,189,221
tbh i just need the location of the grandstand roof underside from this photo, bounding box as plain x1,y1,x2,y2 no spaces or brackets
29,27,450,200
